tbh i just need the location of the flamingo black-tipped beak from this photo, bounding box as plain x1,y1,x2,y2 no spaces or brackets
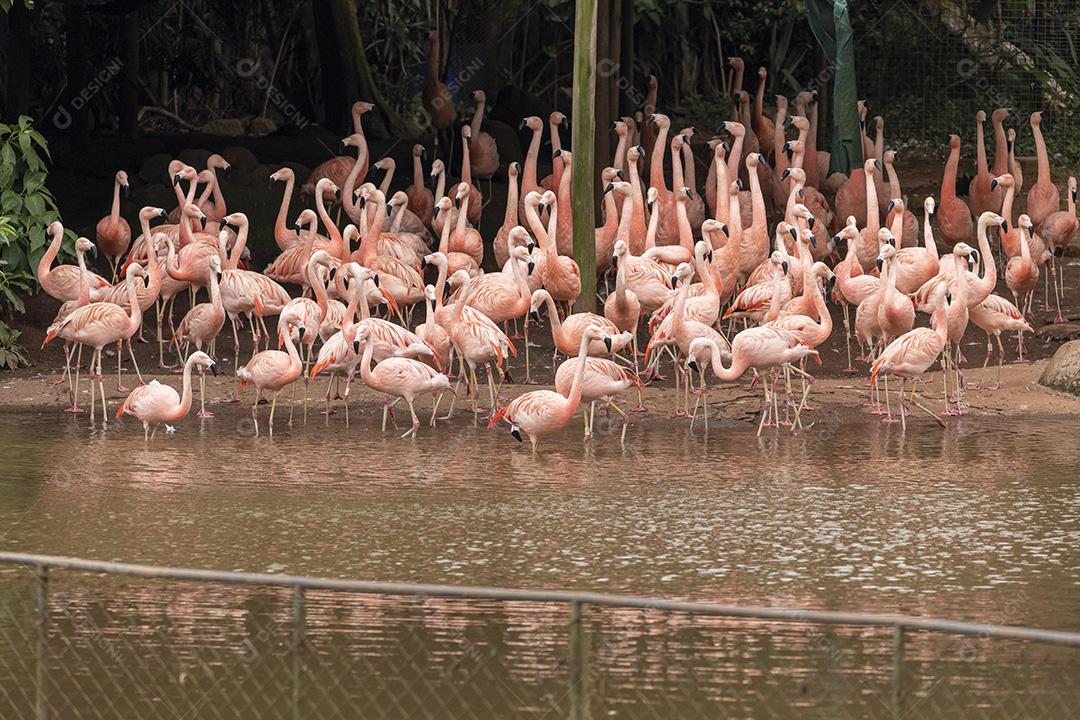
89,243,98,259
510,427,523,442
1000,219,1008,230
370,274,379,287
781,261,789,275
353,340,361,354
527,241,536,252
121,184,130,199
199,216,207,230
736,179,744,191
876,258,884,272
616,170,625,181
722,141,731,154
687,360,699,373
158,209,169,221
537,203,546,214
720,223,729,236
209,362,218,376
297,327,306,340
789,227,797,242
552,150,562,160
670,275,679,289
827,275,836,292
609,121,617,130
604,183,614,194
971,248,980,264
990,179,998,190
887,199,896,213
530,311,541,324
335,188,342,202
518,119,525,130
832,234,841,245
611,255,618,269
874,160,882,172
809,233,817,248
173,173,182,186
454,198,462,209
358,196,366,209
604,336,613,353
327,267,336,281
807,216,815,230
527,261,535,275
646,114,656,124
429,298,436,311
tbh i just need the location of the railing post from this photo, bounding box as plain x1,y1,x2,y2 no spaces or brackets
292,585,305,720
893,624,905,719
568,601,584,720
34,564,48,720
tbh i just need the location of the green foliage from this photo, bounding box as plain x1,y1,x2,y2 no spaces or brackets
0,321,29,370
0,116,72,292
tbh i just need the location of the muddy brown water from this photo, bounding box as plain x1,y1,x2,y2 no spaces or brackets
0,411,1078,717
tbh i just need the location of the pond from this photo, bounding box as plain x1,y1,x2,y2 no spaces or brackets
0,412,1078,718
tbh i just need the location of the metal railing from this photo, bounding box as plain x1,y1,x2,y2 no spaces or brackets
1,551,1079,719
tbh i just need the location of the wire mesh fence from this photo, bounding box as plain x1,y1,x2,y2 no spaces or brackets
1,553,1079,719
852,0,1080,154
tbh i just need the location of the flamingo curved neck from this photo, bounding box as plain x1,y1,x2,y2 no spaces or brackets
274,175,294,244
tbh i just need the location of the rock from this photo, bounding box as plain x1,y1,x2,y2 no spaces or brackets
139,153,173,184
178,148,212,170
220,145,260,172
1037,322,1080,341
248,116,278,136
1040,340,1080,395
200,118,245,137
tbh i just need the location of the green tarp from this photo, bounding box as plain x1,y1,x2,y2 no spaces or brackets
806,0,863,174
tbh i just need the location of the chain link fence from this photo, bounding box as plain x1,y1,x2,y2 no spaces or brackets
1,553,1079,719
851,0,1080,155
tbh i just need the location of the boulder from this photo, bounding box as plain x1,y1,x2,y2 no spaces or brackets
1037,322,1080,342
1040,340,1080,395
220,145,260,172
139,153,173,184
248,116,279,136
178,148,212,170
200,118,245,137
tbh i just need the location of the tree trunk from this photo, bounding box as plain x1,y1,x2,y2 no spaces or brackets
318,0,417,138
571,0,598,314
118,11,139,137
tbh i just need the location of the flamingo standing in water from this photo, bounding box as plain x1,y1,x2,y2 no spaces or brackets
116,351,217,440
353,324,452,438
490,326,613,454
870,282,953,430
172,254,226,417
42,263,147,423
95,170,131,281
553,338,637,444
684,325,816,435
237,308,305,437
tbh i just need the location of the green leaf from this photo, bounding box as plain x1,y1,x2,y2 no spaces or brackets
24,192,46,218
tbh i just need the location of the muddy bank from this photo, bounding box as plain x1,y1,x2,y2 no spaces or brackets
2,355,1077,442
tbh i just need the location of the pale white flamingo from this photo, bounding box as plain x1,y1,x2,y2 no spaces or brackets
490,326,613,454
117,351,217,440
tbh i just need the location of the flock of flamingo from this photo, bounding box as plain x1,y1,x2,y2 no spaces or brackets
33,62,1078,450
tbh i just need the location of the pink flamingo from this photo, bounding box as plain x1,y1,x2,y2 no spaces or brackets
172,254,225,417
46,236,98,409
38,221,111,302
116,351,217,440
870,282,953,430
554,342,638,444
969,294,1034,389
685,326,816,435
237,308,305,437
42,263,147,422
352,324,452,437
95,170,131,281
491,326,612,454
